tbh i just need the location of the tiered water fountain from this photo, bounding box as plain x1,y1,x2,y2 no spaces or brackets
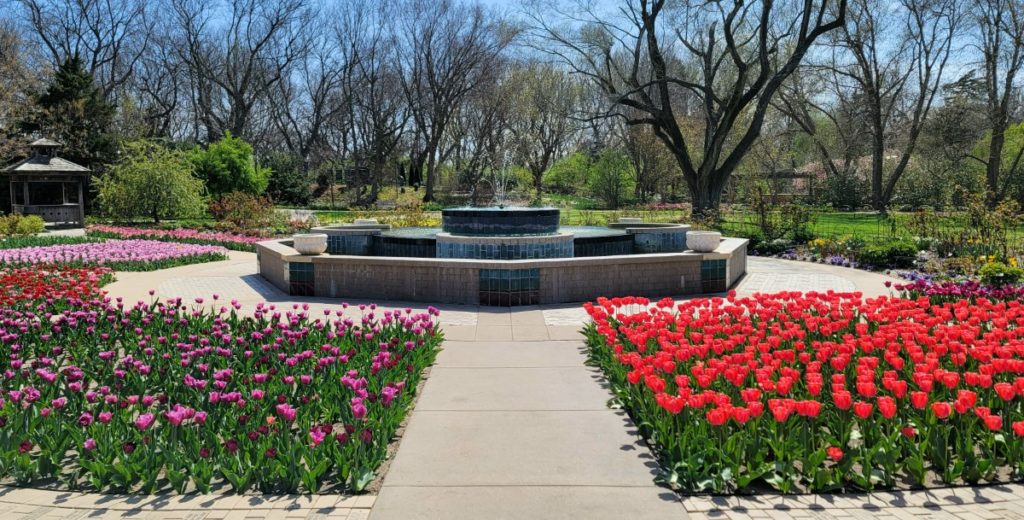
257,207,747,305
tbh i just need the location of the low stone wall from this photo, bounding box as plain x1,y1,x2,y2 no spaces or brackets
256,237,749,306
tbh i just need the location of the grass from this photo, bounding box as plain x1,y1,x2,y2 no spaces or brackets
0,235,102,249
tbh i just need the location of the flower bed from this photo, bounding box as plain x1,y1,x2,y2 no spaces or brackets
892,278,1024,303
0,266,112,306
0,297,441,493
88,225,263,252
584,292,1024,493
0,239,228,271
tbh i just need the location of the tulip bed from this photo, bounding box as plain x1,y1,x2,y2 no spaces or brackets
584,292,1024,493
0,297,441,493
893,278,1024,304
88,225,264,252
0,266,112,307
0,239,228,271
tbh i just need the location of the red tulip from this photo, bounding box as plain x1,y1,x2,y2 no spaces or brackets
827,446,843,462
995,382,1016,401
931,402,952,419
833,391,853,411
1013,421,1024,437
877,396,897,419
853,401,873,419
985,414,1003,431
910,391,928,410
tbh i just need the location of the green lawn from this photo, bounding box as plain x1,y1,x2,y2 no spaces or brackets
303,206,1024,251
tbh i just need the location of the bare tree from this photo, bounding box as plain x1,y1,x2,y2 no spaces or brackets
450,60,514,205
270,31,346,165
128,13,187,139
971,0,1024,204
812,0,960,211
615,115,678,202
15,0,153,100
341,0,409,204
507,60,582,200
528,0,847,218
169,0,313,142
776,60,870,207
395,0,513,202
0,19,43,161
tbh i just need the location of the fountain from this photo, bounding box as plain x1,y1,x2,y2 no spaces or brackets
256,207,747,305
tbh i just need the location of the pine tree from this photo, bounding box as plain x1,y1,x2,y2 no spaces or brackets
21,55,116,167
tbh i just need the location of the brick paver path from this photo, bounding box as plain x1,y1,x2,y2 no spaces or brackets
7,253,1022,519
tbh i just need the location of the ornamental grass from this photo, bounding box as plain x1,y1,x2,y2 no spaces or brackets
585,292,1024,493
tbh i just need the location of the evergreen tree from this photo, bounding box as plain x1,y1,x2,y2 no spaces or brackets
21,55,116,167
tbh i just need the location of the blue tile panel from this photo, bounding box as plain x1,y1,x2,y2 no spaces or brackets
479,268,540,306
442,208,560,236
437,240,572,259
326,234,374,255
573,235,634,257
372,236,437,258
632,231,687,254
701,259,727,293
289,262,315,296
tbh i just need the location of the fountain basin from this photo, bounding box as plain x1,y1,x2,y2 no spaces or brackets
258,236,748,305
442,207,560,236
258,207,747,305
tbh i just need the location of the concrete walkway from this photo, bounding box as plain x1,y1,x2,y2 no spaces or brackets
369,338,682,519
9,253,1020,519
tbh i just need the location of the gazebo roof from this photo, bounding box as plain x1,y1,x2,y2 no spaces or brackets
2,155,91,174
29,138,62,148
2,138,90,174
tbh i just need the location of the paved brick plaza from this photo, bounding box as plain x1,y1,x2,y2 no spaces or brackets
6,252,1020,520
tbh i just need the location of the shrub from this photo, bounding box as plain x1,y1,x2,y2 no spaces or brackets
588,150,635,209
0,214,45,237
209,192,276,232
96,140,206,224
978,261,1024,286
265,152,313,206
544,152,593,194
857,239,918,268
190,132,270,197
14,214,45,235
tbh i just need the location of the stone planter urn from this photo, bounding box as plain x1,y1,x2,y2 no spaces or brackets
293,233,327,255
686,231,722,253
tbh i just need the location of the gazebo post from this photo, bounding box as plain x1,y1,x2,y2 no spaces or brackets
77,179,84,226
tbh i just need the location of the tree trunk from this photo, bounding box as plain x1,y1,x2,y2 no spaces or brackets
870,105,887,212
987,126,1006,207
423,154,436,203
689,175,726,221
532,167,544,201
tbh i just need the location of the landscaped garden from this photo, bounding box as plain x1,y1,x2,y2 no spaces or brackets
585,292,1024,494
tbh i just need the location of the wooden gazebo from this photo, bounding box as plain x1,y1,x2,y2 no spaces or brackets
1,139,89,227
